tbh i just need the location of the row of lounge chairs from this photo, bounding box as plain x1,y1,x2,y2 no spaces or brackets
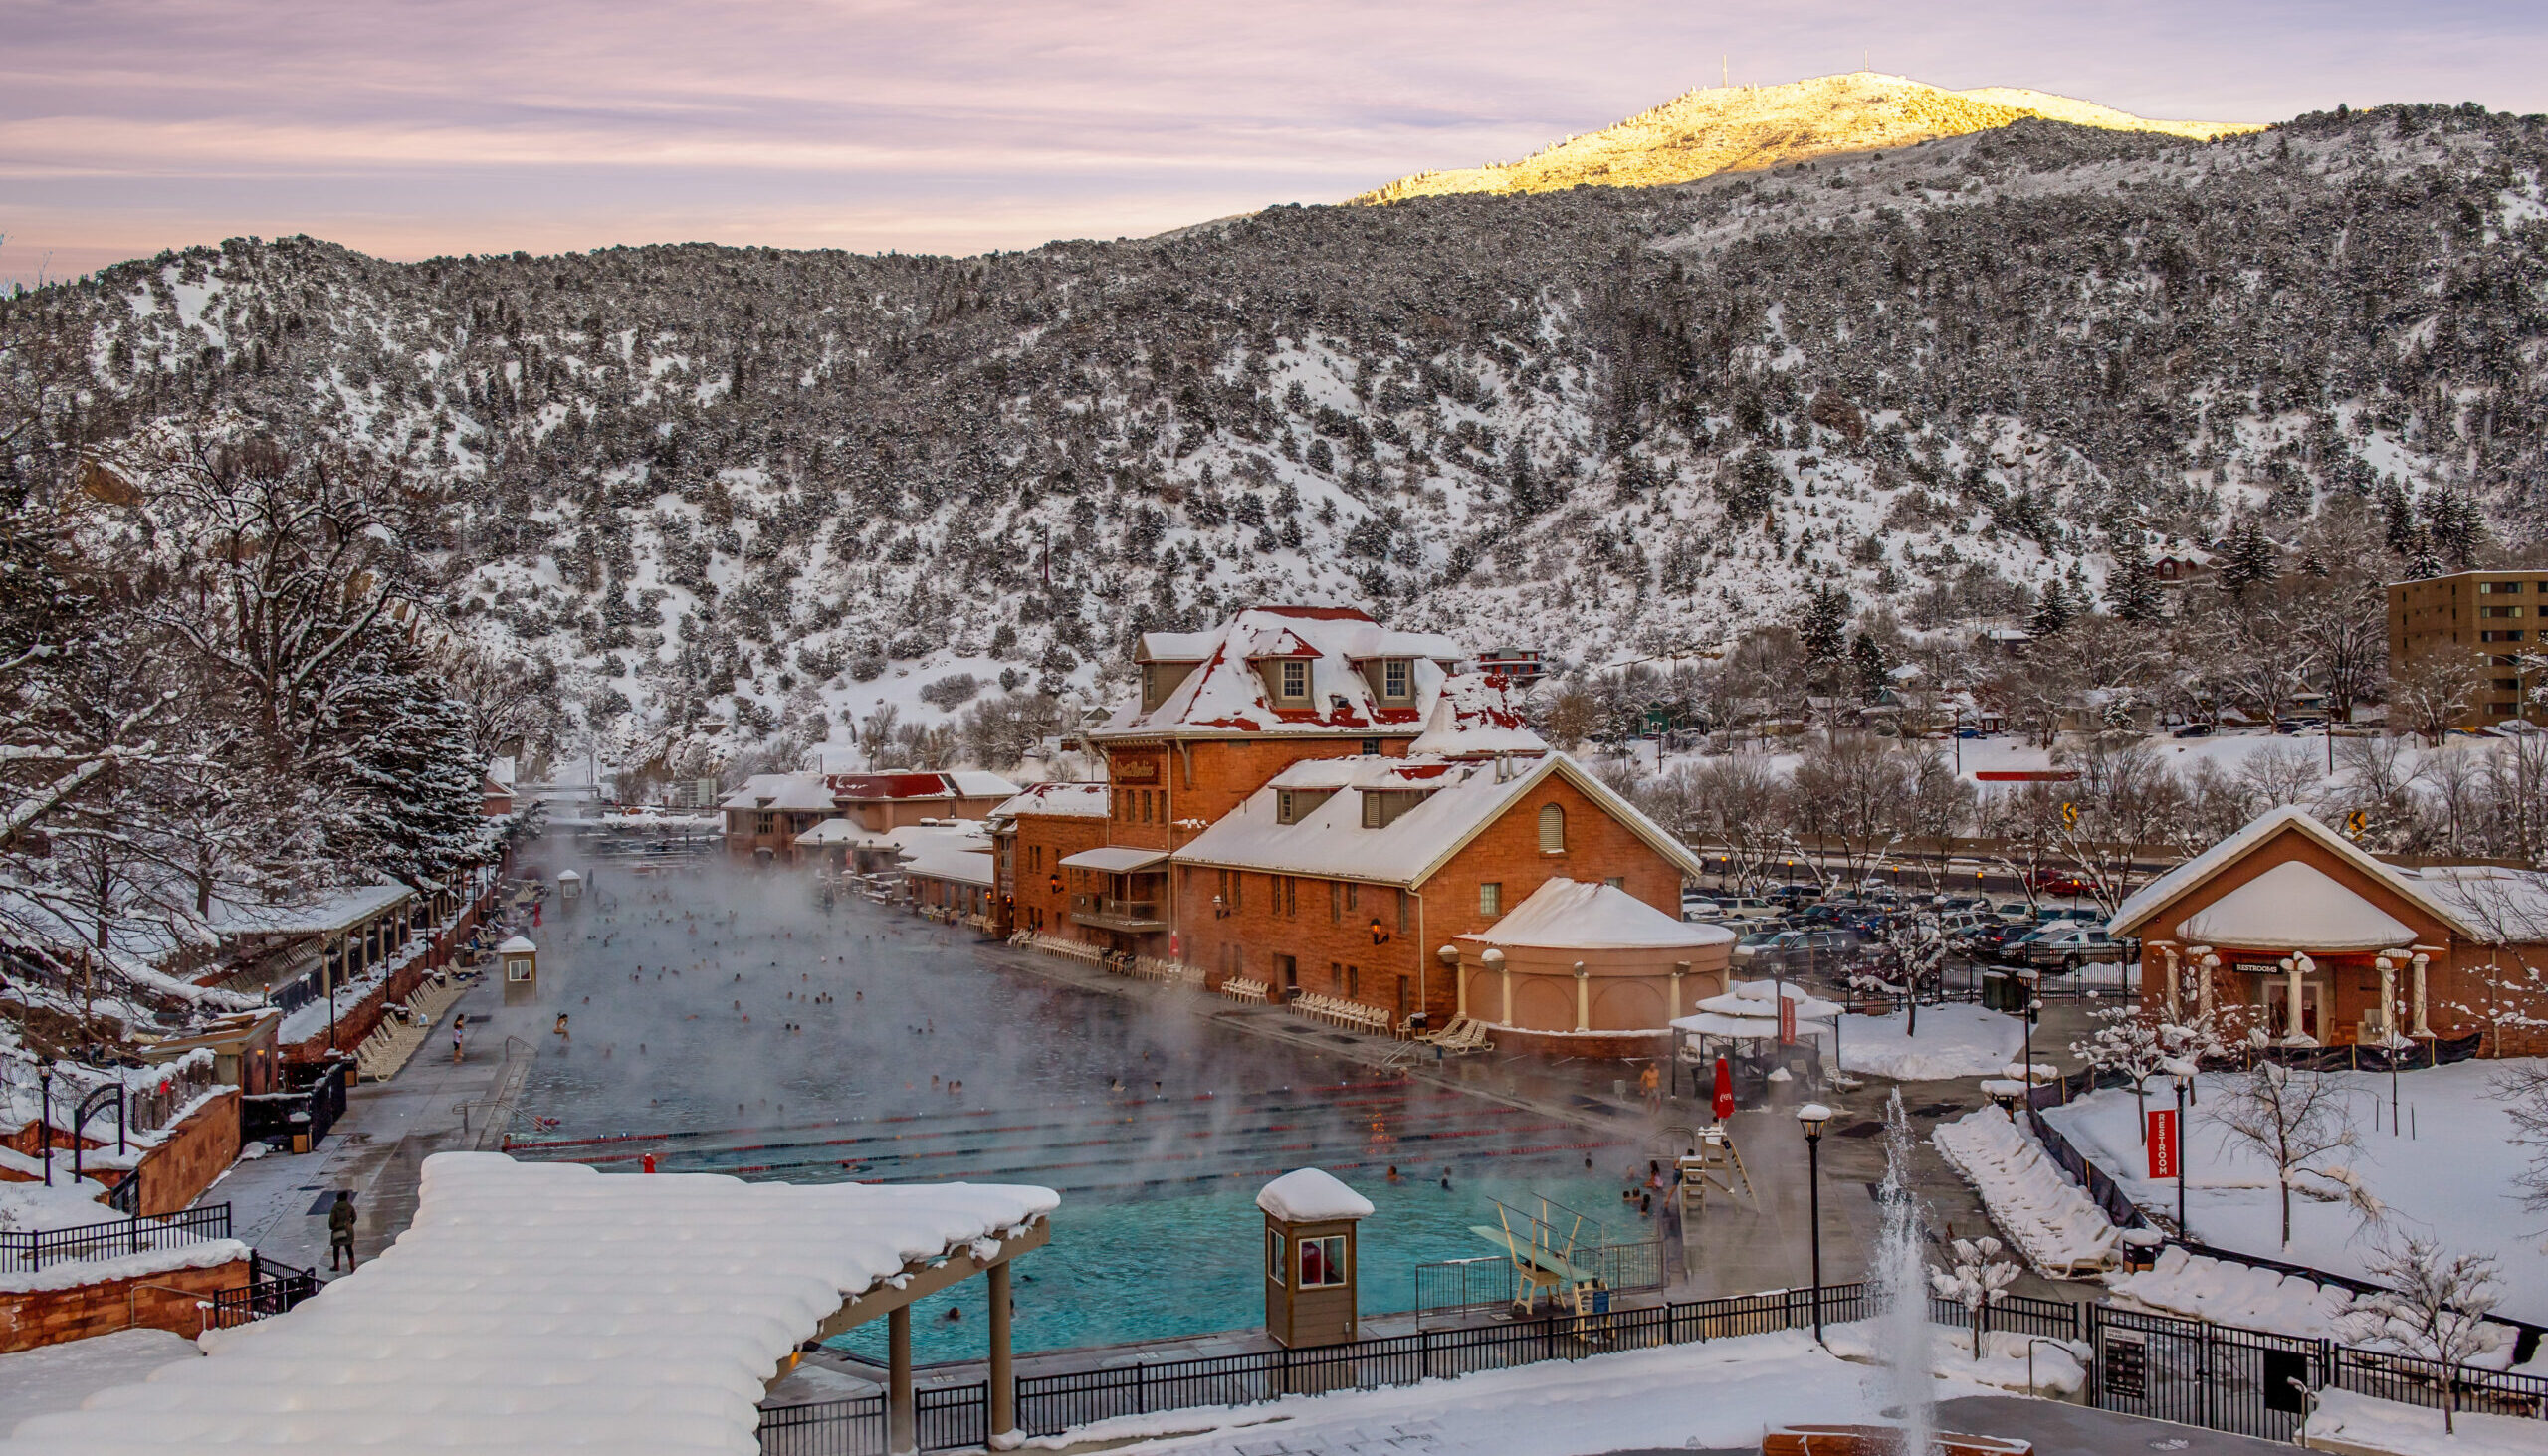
1415,1015,1494,1052
1290,993,1393,1033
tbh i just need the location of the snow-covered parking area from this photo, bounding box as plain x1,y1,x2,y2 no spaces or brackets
2041,1061,2548,1326
1837,1004,2025,1082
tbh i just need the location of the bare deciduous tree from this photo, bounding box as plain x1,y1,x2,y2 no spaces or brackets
2208,1062,2361,1247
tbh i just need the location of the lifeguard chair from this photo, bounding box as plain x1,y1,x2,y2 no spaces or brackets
1258,1168,1371,1349
498,935,538,1005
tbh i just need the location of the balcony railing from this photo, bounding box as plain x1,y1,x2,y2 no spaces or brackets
1069,896,1165,933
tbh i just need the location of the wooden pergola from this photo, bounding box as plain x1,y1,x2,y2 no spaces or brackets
798,1213,1051,1454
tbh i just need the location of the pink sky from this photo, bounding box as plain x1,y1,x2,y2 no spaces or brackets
5,0,2546,285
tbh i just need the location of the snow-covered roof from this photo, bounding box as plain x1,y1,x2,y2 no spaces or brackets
1463,879,1733,951
1170,752,1706,889
2402,865,2548,942
793,818,892,848
1060,847,1168,874
1668,1011,1829,1039
1406,672,1547,757
944,770,1024,798
1692,979,1844,1018
2110,806,2479,942
719,772,841,813
990,781,1110,820
205,883,414,937
2177,860,2417,952
0,1152,1055,1454
887,822,994,888
495,936,536,954
1255,1168,1374,1223
1103,607,1465,738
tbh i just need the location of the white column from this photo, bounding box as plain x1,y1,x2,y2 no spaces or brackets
2412,952,2431,1037
1501,964,1513,1027
1573,961,1590,1033
2160,943,2181,1008
2196,951,2217,1019
1670,962,1687,1018
2377,954,2398,1039
2282,957,2304,1040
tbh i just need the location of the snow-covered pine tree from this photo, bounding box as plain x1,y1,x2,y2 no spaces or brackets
1799,583,1850,667
2216,516,2280,597
324,634,491,892
2027,576,2077,636
2108,538,2164,622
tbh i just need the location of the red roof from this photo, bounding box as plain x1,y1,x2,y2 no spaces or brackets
822,773,957,800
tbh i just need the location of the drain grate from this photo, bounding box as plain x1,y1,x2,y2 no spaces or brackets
1836,1121,1886,1139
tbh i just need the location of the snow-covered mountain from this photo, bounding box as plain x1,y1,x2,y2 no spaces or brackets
1354,71,2259,203
11,101,2547,772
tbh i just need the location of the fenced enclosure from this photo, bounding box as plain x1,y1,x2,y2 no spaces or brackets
0,1202,234,1274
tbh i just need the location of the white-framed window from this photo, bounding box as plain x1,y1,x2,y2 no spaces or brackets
1383,659,1409,699
1538,803,1566,853
1479,882,1502,917
1267,1230,1287,1285
1300,1235,1347,1287
1280,659,1308,700
506,957,532,982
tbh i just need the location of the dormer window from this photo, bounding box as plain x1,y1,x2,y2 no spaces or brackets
1360,789,1429,828
1276,787,1336,825
1279,660,1309,702
1382,659,1410,700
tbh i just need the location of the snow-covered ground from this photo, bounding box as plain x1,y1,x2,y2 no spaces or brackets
2108,1246,2528,1368
2042,1061,2548,1325
1836,1005,2025,1081
1021,1324,2066,1456
2312,1389,2548,1456
0,1330,199,1426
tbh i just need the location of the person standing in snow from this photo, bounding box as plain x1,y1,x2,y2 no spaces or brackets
328,1191,358,1271
451,1015,466,1063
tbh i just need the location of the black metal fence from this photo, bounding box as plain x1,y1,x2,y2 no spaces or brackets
207,1256,320,1329
0,1202,233,1274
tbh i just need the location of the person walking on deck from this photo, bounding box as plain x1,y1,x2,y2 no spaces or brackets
328,1191,358,1271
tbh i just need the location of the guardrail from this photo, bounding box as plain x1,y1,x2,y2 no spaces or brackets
207,1256,319,1329
0,1203,233,1274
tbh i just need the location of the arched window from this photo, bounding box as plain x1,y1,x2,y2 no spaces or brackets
1537,803,1565,853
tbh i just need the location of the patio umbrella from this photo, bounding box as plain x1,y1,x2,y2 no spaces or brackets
1712,1056,1735,1122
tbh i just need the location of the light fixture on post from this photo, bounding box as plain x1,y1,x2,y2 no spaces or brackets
1213,894,1228,920
1797,1102,1832,1340
39,1058,56,1186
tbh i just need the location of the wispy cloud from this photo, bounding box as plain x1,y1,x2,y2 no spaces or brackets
4,0,2544,283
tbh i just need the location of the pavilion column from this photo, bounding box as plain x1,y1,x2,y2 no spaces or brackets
1670,962,1688,1018
1500,964,1513,1027
1573,962,1590,1033
2411,953,2432,1037
987,1261,1018,1449
2377,954,2399,1039
888,1305,916,1456
2158,944,2180,1008
2194,949,2217,1020
2283,956,2305,1040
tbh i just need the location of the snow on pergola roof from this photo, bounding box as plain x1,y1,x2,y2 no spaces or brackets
0,1153,1057,1455
2177,860,2416,952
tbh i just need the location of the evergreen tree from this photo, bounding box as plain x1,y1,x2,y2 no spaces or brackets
2423,490,2487,568
1848,633,1890,702
1799,583,1850,667
2028,576,2078,636
2378,478,2418,556
2108,538,2165,623
2217,516,2280,597
2405,523,2447,582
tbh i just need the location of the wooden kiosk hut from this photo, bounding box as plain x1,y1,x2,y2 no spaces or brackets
1259,1168,1373,1349
497,935,538,1005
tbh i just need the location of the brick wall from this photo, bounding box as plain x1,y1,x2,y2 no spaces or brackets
1007,813,1115,942
135,1090,241,1217
0,1256,249,1353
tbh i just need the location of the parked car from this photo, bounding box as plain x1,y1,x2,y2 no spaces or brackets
1933,909,1994,937
1729,930,1790,966
2034,906,2102,924
1967,923,2043,961
1715,897,1785,925
2024,868,2092,897
1680,900,1723,923
2170,722,2215,738
1760,928,1861,971
2021,925,2128,972
1994,902,2035,923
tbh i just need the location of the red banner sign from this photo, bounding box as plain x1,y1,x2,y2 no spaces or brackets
2147,1108,2179,1180
1778,994,1797,1046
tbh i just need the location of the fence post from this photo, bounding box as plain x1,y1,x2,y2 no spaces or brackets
1135,1358,1148,1416
1278,1343,1290,1399
1544,1313,1557,1362
1420,1327,1431,1382
2083,1302,2100,1408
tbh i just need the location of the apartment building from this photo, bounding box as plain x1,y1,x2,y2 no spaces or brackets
2388,569,2548,728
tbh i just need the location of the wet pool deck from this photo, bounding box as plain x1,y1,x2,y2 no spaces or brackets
201,887,2083,1361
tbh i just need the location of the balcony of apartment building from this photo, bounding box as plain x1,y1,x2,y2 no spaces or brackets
1058,847,1171,935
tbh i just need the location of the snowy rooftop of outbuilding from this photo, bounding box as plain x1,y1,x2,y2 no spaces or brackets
1256,1168,1375,1223
719,771,1020,815
988,781,1110,820
204,883,414,937
1102,607,1464,738
2109,806,2478,943
495,936,536,954
1462,879,1732,951
0,1153,1057,1456
1171,752,1703,889
887,821,994,888
792,818,892,848
2177,860,2416,952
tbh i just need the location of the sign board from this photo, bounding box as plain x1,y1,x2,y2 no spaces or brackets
2147,1109,2179,1180
2102,1334,2147,1400
2262,1349,2312,1413
1116,759,1160,782
1778,994,1797,1046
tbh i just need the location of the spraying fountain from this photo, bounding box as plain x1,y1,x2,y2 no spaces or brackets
1762,1092,2032,1456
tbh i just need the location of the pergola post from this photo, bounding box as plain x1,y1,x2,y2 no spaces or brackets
987,1261,1018,1448
2411,951,2432,1037
1573,961,1590,1033
888,1305,915,1456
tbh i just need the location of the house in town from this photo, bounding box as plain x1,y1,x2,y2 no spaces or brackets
1000,606,1715,1051
889,820,998,924
721,769,1019,862
2112,805,2548,1056
986,781,1111,937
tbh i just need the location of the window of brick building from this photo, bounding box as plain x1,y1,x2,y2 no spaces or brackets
1538,804,1566,853
1383,660,1409,700
1280,660,1308,700
1346,965,1361,998
1479,882,1502,916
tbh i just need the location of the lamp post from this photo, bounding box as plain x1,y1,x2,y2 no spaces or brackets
39,1058,56,1186
1798,1102,1832,1340
2020,992,2042,1090
2173,1067,2192,1239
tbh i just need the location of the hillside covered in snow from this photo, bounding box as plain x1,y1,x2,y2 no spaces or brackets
5,102,2547,779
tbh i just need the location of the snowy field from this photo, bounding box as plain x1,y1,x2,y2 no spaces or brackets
1021,1323,2072,1456
0,1330,198,1425
1836,1005,2025,1082
2042,1061,2548,1325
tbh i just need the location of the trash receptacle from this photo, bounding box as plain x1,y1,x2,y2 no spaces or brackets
1982,970,2014,1011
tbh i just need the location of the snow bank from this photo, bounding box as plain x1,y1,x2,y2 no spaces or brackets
0,1330,199,1426
0,1239,250,1294
2107,1246,2521,1366
1835,1004,2024,1081
1256,1168,1374,1222
1931,1106,2119,1275
2,1152,1057,1454
2041,1061,2548,1325
2310,1388,2548,1456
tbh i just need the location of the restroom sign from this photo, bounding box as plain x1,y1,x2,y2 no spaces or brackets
2147,1109,2179,1180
